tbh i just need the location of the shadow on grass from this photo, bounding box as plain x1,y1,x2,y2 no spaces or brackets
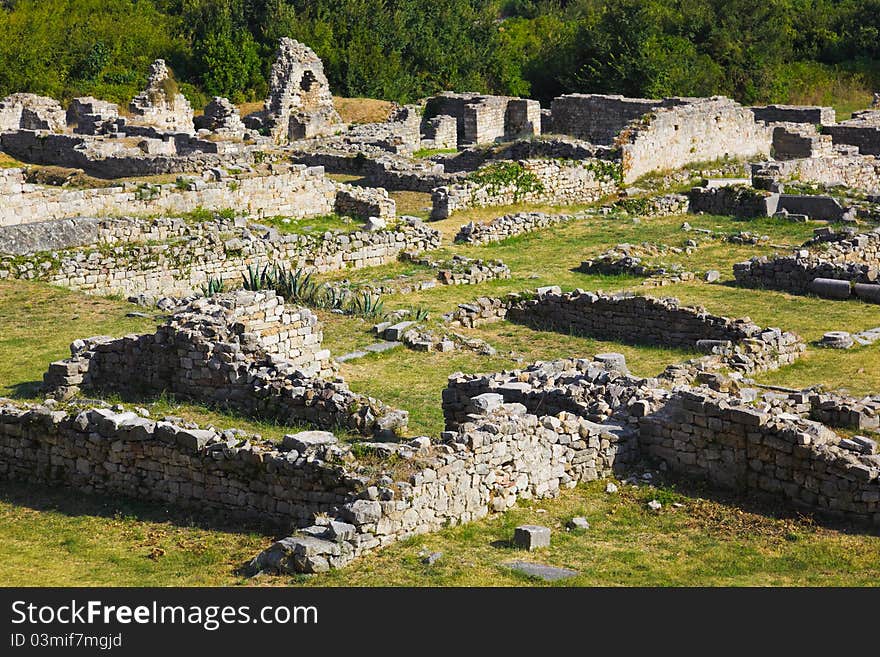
657,473,880,538
0,479,283,539
5,380,42,399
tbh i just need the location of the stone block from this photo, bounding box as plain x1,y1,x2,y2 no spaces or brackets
513,525,551,550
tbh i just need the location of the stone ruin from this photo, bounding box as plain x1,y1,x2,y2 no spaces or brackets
734,226,880,303
248,37,341,143
128,59,195,134
194,97,245,137
43,291,406,437
0,93,66,133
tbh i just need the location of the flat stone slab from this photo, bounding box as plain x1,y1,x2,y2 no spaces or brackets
336,350,368,362
362,341,403,353
503,561,578,582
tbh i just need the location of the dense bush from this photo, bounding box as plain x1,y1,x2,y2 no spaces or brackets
0,0,877,109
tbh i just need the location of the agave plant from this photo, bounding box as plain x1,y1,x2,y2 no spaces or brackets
350,291,386,319
241,263,277,291
199,277,225,298
406,306,430,322
318,283,350,310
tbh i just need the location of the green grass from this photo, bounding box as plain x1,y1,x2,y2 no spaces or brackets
2,478,877,586
413,147,457,159
257,213,360,235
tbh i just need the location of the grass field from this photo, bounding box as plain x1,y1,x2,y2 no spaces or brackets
2,198,880,586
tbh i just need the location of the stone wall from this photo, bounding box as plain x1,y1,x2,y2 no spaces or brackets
619,97,773,183
0,164,337,227
0,93,66,133
640,388,880,522
0,214,441,298
333,184,396,220
753,152,880,193
423,92,541,146
506,290,803,375
548,94,684,144
733,228,880,298
751,104,836,126
430,159,618,220
454,211,576,245
256,38,341,142
771,123,834,160
42,292,407,438
288,149,460,192
687,184,779,218
0,130,254,178
128,60,194,134
824,111,880,156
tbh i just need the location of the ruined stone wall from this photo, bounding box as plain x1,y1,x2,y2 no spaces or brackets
753,153,880,193
548,94,680,143
0,93,66,133
0,130,253,178
619,98,773,183
42,293,407,437
0,404,365,531
751,105,835,125
453,211,576,245
288,150,459,192
0,165,336,227
423,92,541,146
507,290,788,353
687,184,779,218
733,228,880,297
640,388,880,522
824,111,880,156
333,184,396,220
430,159,618,220
0,217,440,297
771,123,834,160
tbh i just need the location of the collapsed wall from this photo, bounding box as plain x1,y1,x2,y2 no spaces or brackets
43,292,406,437
0,214,440,297
0,164,336,227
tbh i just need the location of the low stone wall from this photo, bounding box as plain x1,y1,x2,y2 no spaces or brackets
733,228,880,297
688,184,778,218
619,97,772,183
0,164,337,227
753,153,880,193
0,384,637,572
334,184,396,220
454,211,576,245
288,150,460,192
506,290,803,375
0,130,254,178
43,292,407,438
640,388,880,521
432,159,618,220
0,215,441,298
824,111,880,156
